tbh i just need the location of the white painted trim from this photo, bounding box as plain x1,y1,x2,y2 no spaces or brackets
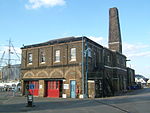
70,58,76,62
109,42,121,44
104,65,113,69
104,65,127,71
27,63,32,65
88,80,95,83
40,62,46,64
114,67,127,71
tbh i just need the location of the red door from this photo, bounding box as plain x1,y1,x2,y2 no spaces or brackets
46,81,60,98
28,81,39,96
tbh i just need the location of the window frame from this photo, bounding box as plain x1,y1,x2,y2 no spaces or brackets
70,48,76,61
88,48,92,57
93,51,97,67
40,50,46,64
107,55,110,63
28,53,33,64
55,50,60,62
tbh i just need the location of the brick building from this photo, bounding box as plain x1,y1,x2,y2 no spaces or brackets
21,7,135,98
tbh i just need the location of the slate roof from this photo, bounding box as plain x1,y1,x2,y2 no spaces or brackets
21,36,103,49
21,36,83,49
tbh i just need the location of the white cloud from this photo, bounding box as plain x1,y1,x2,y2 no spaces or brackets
88,36,103,43
87,36,107,47
123,42,150,57
127,51,150,57
25,0,66,9
121,42,150,77
123,43,149,52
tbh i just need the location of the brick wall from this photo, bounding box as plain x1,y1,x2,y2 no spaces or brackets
21,39,83,97
21,37,131,98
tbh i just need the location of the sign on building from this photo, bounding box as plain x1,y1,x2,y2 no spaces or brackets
64,84,69,89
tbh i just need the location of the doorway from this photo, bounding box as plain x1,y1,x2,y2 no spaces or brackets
46,80,62,98
70,80,76,98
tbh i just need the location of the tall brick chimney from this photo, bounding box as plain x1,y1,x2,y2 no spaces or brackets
108,7,122,53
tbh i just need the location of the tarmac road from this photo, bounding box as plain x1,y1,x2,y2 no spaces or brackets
0,88,150,113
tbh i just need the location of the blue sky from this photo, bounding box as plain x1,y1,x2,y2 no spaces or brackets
0,0,150,78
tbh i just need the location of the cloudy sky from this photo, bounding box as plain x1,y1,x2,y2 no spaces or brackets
0,0,150,78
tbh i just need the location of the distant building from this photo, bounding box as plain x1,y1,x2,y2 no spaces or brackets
1,64,21,82
147,79,150,87
0,71,2,80
21,7,135,98
135,74,147,85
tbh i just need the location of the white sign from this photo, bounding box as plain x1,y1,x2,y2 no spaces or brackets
39,85,42,89
64,84,69,89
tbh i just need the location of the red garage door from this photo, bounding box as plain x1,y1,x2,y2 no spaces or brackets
46,81,60,98
28,81,39,96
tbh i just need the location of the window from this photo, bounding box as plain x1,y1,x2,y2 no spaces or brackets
88,48,92,57
120,57,123,66
98,51,102,63
28,53,32,64
40,51,46,63
94,52,97,67
70,48,76,61
55,50,60,62
123,59,126,66
107,55,110,62
117,57,119,64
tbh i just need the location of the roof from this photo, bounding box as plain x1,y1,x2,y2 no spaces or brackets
103,47,126,58
21,36,83,49
21,36,127,58
147,79,150,83
21,36,103,49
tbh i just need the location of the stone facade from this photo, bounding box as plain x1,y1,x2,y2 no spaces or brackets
87,44,127,97
21,37,133,98
21,37,83,98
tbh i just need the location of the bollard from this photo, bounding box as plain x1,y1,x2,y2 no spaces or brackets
26,94,34,107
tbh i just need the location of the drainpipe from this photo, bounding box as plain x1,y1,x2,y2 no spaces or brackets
85,39,88,98
102,48,105,97
82,36,85,98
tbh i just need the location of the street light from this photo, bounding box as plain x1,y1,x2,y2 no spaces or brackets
126,59,131,61
126,59,131,68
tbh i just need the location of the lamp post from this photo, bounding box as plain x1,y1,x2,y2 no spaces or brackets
81,36,89,98
126,59,131,61
126,59,131,68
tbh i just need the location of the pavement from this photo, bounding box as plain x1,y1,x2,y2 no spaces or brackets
0,88,150,113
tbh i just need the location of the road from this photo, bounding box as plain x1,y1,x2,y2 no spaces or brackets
0,88,150,113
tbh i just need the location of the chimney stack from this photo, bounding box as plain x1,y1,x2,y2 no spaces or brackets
108,7,122,53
